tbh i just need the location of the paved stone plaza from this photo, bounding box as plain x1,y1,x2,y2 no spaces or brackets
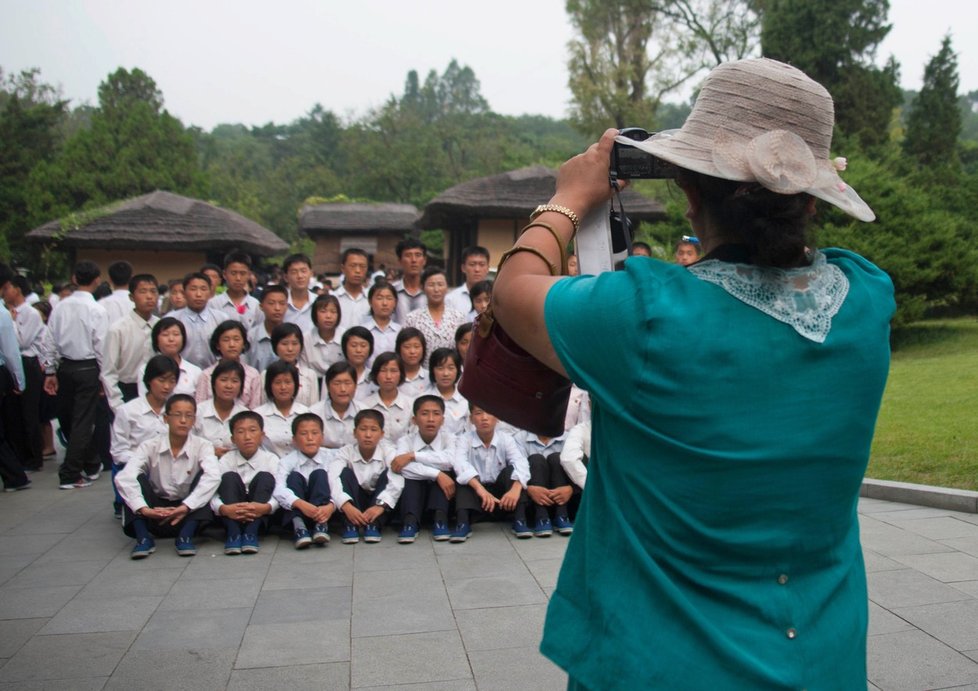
2,468,978,690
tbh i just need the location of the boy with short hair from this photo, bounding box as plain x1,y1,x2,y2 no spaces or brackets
334,248,370,332
273,412,336,549
391,395,457,543
101,274,160,411
282,254,315,333
247,284,288,371
445,246,490,315
169,272,223,369
211,411,279,555
516,429,574,537
115,394,218,559
100,260,134,326
328,409,403,544
674,236,701,266
209,251,261,330
450,405,530,543
392,239,427,323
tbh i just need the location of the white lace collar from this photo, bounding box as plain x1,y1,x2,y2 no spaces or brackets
686,250,849,343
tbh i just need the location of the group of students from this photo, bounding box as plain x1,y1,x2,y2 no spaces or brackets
0,243,594,560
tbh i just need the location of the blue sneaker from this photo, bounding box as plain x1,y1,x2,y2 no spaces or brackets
341,525,360,544
533,517,553,538
364,524,382,543
511,519,533,539
431,521,451,541
130,537,155,559
312,523,330,545
554,514,574,535
174,536,197,556
449,522,471,543
398,523,418,544
224,534,242,555
293,527,312,550
240,533,260,554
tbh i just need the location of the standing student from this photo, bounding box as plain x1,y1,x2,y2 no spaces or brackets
273,412,336,549
516,430,574,537
334,248,370,332
161,278,186,314
258,324,319,407
341,326,375,402
193,359,249,456
404,268,468,366
328,409,403,544
450,405,530,542
360,352,412,443
115,394,218,559
396,328,428,399
194,321,262,408
363,282,401,366
200,264,223,298
209,251,261,330
101,274,160,412
45,260,109,490
169,272,223,369
426,348,468,436
303,294,343,380
247,284,288,372
310,361,360,448
99,261,134,327
282,254,315,333
392,239,427,323
559,418,590,495
254,360,310,458
137,317,202,399
0,263,29,492
210,411,279,555
445,246,490,315
390,395,457,543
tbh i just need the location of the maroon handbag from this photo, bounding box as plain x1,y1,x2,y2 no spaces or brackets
458,306,571,437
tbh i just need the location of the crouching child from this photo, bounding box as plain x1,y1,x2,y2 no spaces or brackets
273,412,335,549
115,394,218,559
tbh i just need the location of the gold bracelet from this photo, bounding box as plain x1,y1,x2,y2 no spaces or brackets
498,245,559,276
531,204,580,234
520,222,568,275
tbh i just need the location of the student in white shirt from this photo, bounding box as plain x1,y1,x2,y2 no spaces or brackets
328,409,404,544
282,254,315,334
342,326,375,402
193,359,249,456
560,418,591,493
363,281,401,366
273,412,336,549
110,355,178,518
334,248,370,332
115,394,218,559
210,411,279,555
254,360,310,458
445,246,491,316
454,322,473,365
390,395,457,543
208,251,261,331
426,348,468,436
303,294,343,379
395,328,428,399
101,274,159,411
246,285,288,372
360,353,412,443
450,405,531,543
258,324,319,407
516,429,574,537
391,238,427,323
138,317,202,399
169,272,223,369
194,321,262,408
310,361,360,449
99,260,135,327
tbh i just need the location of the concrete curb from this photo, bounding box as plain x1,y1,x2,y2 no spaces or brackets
861,478,978,513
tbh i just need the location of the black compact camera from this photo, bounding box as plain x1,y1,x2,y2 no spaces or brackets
611,127,677,180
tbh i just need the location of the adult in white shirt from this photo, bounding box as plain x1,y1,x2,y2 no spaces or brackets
99,260,135,327
334,248,370,333
208,251,262,331
445,246,490,316
282,254,315,334
391,238,427,323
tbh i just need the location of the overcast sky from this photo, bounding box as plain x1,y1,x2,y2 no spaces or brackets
0,0,973,131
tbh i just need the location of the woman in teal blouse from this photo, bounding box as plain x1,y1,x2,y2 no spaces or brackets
492,58,895,689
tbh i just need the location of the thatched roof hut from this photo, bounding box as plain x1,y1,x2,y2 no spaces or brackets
299,202,420,274
420,165,666,282
27,191,289,282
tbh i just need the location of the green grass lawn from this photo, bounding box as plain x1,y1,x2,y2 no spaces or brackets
868,317,978,490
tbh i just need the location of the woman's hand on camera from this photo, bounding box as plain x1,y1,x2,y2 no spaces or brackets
552,128,624,218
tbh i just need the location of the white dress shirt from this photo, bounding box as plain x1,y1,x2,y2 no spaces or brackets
284,290,314,334
396,428,457,481
0,309,26,390
334,285,370,333
302,328,343,377
272,447,335,509
8,300,46,358
195,361,263,409
425,386,469,436
110,396,167,467
208,292,262,331
100,289,134,327
353,368,376,403
114,433,218,513
560,420,591,490
253,401,310,458
362,318,401,365
169,306,223,369
48,290,108,366
328,442,404,510
137,356,201,399
101,310,159,410
515,430,567,457
245,322,277,372
259,365,319,407
309,400,360,449
193,398,250,451
361,391,413,443
399,368,428,400
563,384,592,431
444,284,473,316
207,447,280,514
391,278,426,324
453,429,530,488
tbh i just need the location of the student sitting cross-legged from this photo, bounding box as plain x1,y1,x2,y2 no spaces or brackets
450,405,531,543
114,394,219,559
390,394,457,543
272,412,336,549
328,409,404,544
211,411,280,555
515,429,574,537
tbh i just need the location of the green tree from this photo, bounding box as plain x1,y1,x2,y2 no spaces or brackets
904,35,960,168
760,0,902,149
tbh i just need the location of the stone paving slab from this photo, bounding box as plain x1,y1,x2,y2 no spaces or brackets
3,465,978,688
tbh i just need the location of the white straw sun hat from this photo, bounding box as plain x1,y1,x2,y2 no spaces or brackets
623,57,875,222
